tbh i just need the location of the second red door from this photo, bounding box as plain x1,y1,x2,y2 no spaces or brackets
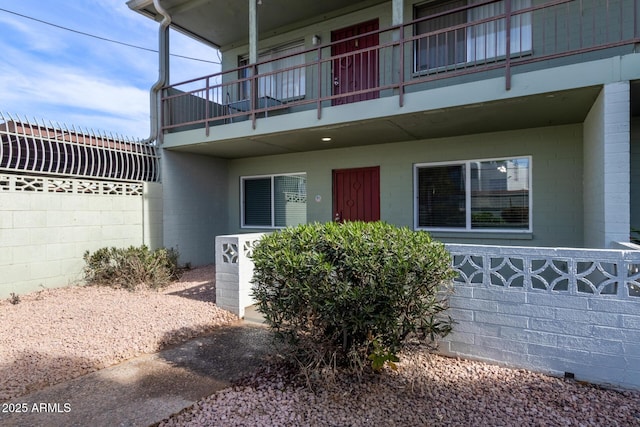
333,166,380,222
331,20,379,105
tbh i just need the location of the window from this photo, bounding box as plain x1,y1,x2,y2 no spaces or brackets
414,157,531,231
239,41,306,101
241,173,307,228
415,0,468,70
414,0,532,71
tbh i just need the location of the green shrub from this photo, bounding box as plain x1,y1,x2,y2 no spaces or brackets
83,245,180,290
251,221,455,375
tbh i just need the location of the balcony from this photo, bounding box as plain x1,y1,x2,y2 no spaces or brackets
162,0,639,142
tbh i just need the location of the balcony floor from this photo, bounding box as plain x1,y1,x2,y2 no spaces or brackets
164,85,602,159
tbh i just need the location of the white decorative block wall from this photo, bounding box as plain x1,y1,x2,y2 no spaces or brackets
211,235,640,390
442,244,640,390
215,233,265,318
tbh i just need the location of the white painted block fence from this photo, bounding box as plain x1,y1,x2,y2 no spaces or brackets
444,244,640,390
214,233,264,318
215,233,640,390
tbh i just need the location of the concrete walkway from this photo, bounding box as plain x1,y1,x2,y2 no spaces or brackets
0,320,271,427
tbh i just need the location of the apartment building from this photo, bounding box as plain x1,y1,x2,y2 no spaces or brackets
128,0,639,265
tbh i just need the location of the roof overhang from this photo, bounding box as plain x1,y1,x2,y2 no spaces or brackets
127,0,387,49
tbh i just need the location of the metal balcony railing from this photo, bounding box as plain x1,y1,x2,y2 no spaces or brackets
162,0,640,136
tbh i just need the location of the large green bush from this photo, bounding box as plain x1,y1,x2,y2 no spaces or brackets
83,245,180,290
251,221,456,374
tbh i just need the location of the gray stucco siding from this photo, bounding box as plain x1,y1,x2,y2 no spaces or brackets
161,150,229,266
228,123,583,247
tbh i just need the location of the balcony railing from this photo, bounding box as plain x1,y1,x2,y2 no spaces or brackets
162,0,639,136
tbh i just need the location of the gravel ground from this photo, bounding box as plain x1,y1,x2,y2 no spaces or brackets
160,349,640,427
3,266,640,426
0,265,237,402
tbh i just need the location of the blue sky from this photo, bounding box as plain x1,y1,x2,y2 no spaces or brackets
0,0,220,139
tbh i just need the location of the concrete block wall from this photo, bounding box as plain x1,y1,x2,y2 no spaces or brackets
0,174,150,297
631,117,640,235
442,243,640,390
214,233,264,317
213,232,640,390
583,82,631,248
440,284,640,390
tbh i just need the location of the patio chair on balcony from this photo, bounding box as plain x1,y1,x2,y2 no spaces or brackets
225,92,285,123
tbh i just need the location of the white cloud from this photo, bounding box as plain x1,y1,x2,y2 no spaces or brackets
0,0,220,138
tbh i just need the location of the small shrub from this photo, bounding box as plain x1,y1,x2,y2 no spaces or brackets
631,227,640,245
251,221,456,376
8,292,20,305
83,245,180,290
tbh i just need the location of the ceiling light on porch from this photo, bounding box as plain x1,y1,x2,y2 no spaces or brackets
321,137,332,142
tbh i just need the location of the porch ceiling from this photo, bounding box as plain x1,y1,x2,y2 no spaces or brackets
168,86,602,159
127,0,387,49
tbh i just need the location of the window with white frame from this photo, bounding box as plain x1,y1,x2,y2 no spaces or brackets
414,0,532,71
242,173,307,228
239,41,306,101
414,157,531,231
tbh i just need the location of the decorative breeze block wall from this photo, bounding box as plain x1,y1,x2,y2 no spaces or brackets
442,244,640,390
215,233,265,318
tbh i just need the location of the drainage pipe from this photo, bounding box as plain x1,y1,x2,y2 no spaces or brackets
141,0,171,145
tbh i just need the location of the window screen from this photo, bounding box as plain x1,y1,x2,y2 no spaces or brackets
470,159,529,229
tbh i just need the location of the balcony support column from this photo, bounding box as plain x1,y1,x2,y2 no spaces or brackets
583,82,631,248
249,0,259,129
391,0,403,26
505,0,512,90
392,0,404,106
249,0,258,64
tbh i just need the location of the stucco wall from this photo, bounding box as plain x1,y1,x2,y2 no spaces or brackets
227,124,584,247
161,149,229,266
0,174,157,298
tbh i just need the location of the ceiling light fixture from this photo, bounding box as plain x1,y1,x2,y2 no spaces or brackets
321,137,332,142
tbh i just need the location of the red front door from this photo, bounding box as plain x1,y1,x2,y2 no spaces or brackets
331,20,379,106
333,166,380,222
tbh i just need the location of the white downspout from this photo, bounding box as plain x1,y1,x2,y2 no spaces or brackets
141,0,171,145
